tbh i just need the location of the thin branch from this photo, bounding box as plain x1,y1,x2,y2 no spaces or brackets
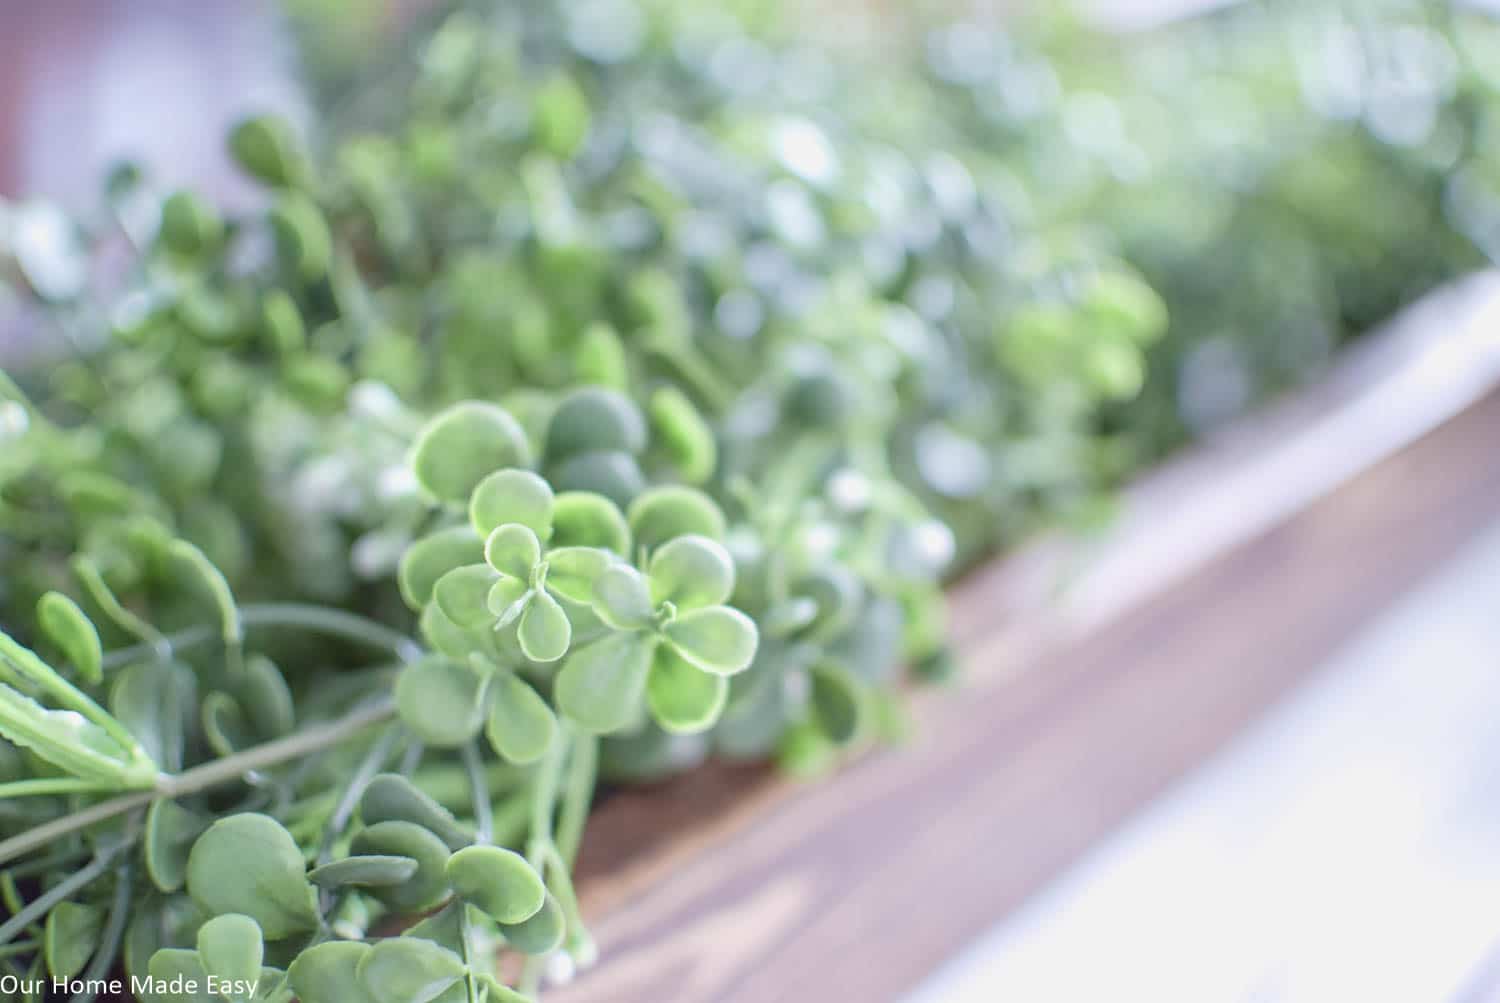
0,695,397,867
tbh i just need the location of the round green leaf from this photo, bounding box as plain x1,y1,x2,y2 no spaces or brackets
485,672,556,765
486,577,531,626
186,814,319,940
497,891,566,956
399,527,484,610
45,901,102,980
647,645,729,735
289,942,375,1003
419,603,481,662
228,115,308,189
411,402,532,503
308,854,420,889
147,948,214,1003
544,546,613,604
484,524,541,580
627,485,726,551
159,191,222,259
269,192,331,281
237,654,295,740
545,387,646,460
444,845,546,924
549,449,646,508
555,631,655,734
592,564,655,630
395,657,486,747
662,606,758,676
112,660,197,773
648,386,717,484
196,913,264,990
350,820,452,913
145,798,210,893
433,563,501,629
518,590,571,663
648,535,735,609
549,491,631,554
36,591,102,684
809,662,868,745
356,937,465,1003
360,773,473,851
470,468,554,538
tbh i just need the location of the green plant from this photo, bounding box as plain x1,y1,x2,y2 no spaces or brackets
1,0,1497,999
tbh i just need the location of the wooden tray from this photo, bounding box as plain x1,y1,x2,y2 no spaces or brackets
554,272,1500,1002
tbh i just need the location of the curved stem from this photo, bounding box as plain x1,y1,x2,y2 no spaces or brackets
100,603,423,671
0,778,116,799
0,694,397,867
554,731,597,870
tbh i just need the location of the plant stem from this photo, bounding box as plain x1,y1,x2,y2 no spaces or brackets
0,778,116,798
70,862,132,1003
317,723,401,867
554,731,596,870
0,695,397,867
99,602,423,670
462,742,492,845
0,838,131,946
520,733,570,996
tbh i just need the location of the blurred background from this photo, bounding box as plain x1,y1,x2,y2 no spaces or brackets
5,2,1500,1001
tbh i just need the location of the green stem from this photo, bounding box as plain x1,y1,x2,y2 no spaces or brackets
462,742,492,845
317,724,402,867
99,603,423,671
0,777,117,799
520,733,570,996
555,731,596,870
0,694,397,867
0,836,132,946
70,862,132,1003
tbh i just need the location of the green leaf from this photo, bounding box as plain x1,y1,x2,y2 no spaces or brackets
145,798,210,893
549,449,645,508
433,564,501,629
794,565,863,643
356,937,465,1003
237,654,295,740
545,387,646,461
411,402,532,504
147,948,216,1003
574,322,628,389
36,591,102,684
196,913,264,992
445,845,546,924
228,115,308,189
360,773,473,851
0,681,143,785
549,491,631,554
485,672,556,765
496,892,566,956
399,527,484,610
166,538,241,649
543,546,613,605
647,645,728,734
288,942,375,1003
185,814,319,940
112,660,196,772
308,854,419,889
627,485,726,551
486,577,530,625
269,192,331,281
647,535,735,609
202,690,254,758
159,191,222,259
420,604,481,662
662,606,758,676
648,386,717,484
591,564,655,630
555,632,655,734
349,820,452,912
518,590,571,663
809,662,868,745
484,524,541,580
395,657,485,747
44,901,102,980
470,469,554,539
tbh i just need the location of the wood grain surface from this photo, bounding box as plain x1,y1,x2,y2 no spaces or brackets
555,278,1500,1003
